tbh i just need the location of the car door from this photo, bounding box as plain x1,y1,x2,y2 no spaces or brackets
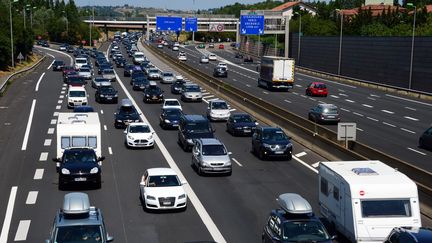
192,141,200,166
252,130,261,151
423,127,432,148
206,102,212,117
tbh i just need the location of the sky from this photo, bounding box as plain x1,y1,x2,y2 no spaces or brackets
75,0,265,10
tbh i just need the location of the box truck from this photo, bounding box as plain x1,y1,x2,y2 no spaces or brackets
56,112,101,159
258,56,295,90
318,160,421,243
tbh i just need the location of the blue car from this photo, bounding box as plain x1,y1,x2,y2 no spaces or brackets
226,113,258,136
159,108,183,129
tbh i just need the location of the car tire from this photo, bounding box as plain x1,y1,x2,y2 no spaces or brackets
226,170,232,176
259,149,266,160
419,138,424,148
95,180,102,189
182,141,189,151
198,166,204,176
286,153,292,161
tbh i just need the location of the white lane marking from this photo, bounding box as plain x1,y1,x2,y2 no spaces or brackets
367,97,376,101
232,158,243,167
263,91,269,94
202,98,209,104
405,106,417,111
300,95,307,98
353,112,364,117
370,94,380,98
59,95,64,99
108,147,113,155
340,108,350,112
44,139,52,146
47,60,54,70
295,84,302,88
407,147,427,156
386,94,432,107
0,186,18,243
53,112,59,117
35,72,45,92
203,95,214,99
295,152,307,157
293,155,318,174
113,57,227,243
21,99,36,151
39,152,48,161
381,109,394,114
362,104,373,108
338,89,345,92
246,84,251,87
202,92,211,95
46,53,55,58
367,117,379,122
55,105,61,110
284,99,292,103
61,87,66,90
311,162,320,168
208,98,219,102
330,95,339,99
47,128,55,134
338,93,348,97
57,100,63,104
356,127,364,131
60,90,65,94
100,110,104,114
298,72,357,88
33,169,44,180
383,122,396,127
233,79,237,81
104,125,107,131
308,98,316,101
400,128,416,134
404,116,419,121
25,191,38,205
13,220,31,241
298,78,303,81
229,109,236,112
36,46,73,65
50,119,57,125
318,101,325,104
345,99,355,103
292,92,298,95
62,84,67,87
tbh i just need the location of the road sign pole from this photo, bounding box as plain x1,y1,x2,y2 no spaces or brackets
146,15,150,41
344,124,348,149
284,16,289,58
192,31,195,43
258,34,260,57
236,20,240,47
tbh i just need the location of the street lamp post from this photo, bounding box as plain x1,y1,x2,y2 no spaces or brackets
294,12,302,64
9,0,18,68
407,3,416,90
336,9,344,76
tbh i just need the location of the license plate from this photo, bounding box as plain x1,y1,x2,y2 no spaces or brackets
318,90,323,92
74,177,87,181
152,97,158,100
162,201,171,205
107,97,112,100
274,151,284,154
244,129,251,133
328,116,335,118
213,167,224,171
172,124,179,127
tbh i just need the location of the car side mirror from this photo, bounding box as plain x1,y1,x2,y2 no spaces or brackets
212,128,216,132
181,180,187,185
123,130,127,134
288,136,292,140
52,158,60,162
331,235,337,240
271,236,280,242
98,156,105,161
228,152,232,155
106,235,114,242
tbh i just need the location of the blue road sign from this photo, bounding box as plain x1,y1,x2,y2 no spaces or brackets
240,15,264,35
185,17,198,32
156,16,182,31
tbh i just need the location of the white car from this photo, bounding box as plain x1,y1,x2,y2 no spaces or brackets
139,168,187,210
133,52,146,64
67,86,88,109
78,68,92,80
162,99,182,111
124,122,155,148
178,53,187,61
206,99,231,121
161,72,175,84
74,57,88,70
172,46,179,51
217,62,228,71
200,55,209,64
208,54,217,61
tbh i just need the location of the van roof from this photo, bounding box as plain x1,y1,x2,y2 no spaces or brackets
57,112,100,125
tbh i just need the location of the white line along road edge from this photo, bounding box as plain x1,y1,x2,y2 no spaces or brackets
0,186,18,243
35,72,46,92
110,45,227,243
21,99,36,151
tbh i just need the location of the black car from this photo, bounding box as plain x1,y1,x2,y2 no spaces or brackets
213,67,228,78
419,126,432,150
73,105,94,112
66,45,75,53
262,193,335,243
115,57,127,68
63,71,78,82
95,57,106,67
52,60,65,71
244,56,253,63
252,127,293,160
178,115,214,151
234,52,243,59
95,85,118,104
98,64,112,75
41,40,50,47
226,113,258,136
124,64,135,77
159,108,183,129
114,99,141,128
132,77,149,91
171,80,186,94
131,70,145,84
67,76,86,86
143,83,164,103
53,148,104,190
385,227,432,243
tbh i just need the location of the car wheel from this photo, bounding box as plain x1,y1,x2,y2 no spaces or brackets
259,149,266,160
95,180,102,189
182,141,189,151
198,166,204,176
419,138,424,148
286,153,292,161
308,113,313,121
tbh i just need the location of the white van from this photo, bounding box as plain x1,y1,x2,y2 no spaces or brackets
67,86,88,109
318,160,421,243
74,57,88,70
56,112,101,158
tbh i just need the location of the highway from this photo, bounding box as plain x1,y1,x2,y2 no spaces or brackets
153,42,432,172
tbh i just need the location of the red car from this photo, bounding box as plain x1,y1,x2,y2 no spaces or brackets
305,82,328,97
62,66,75,77
218,44,224,49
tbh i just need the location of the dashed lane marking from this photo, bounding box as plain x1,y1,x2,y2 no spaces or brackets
381,110,394,114
330,95,339,99
407,147,426,156
108,147,113,155
362,104,373,108
367,117,379,122
60,91,65,94
263,91,269,94
53,112,59,117
13,220,31,241
295,84,302,88
284,99,292,103
400,128,416,134
367,97,376,101
25,191,38,205
104,125,107,131
55,105,61,110
44,139,52,146
338,93,348,97
229,109,236,112
61,87,66,90
340,108,350,112
33,169,44,180
308,98,316,101
318,101,325,104
0,186,18,243
300,95,307,98
246,84,251,87
405,106,416,111
295,152,307,157
345,99,355,103
232,158,243,167
47,128,55,134
404,116,419,121
100,110,104,114
50,119,57,125
39,152,48,161
370,94,380,98
383,122,396,127
35,73,45,92
57,100,62,104
59,95,64,99
47,61,54,70
356,127,364,131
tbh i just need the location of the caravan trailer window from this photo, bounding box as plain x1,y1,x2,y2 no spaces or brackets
72,136,86,147
320,178,329,196
333,187,339,201
88,136,97,148
61,137,70,149
361,199,412,217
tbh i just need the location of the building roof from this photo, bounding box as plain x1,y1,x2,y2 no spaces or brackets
340,4,406,17
272,1,317,13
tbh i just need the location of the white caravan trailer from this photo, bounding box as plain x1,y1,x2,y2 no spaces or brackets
318,160,421,243
56,112,101,158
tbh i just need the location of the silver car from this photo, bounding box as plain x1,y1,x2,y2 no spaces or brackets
161,72,175,84
181,83,202,102
192,138,232,176
200,55,209,64
78,68,92,80
102,69,116,81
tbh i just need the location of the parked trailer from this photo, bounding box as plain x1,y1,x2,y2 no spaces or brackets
258,56,295,90
318,160,421,243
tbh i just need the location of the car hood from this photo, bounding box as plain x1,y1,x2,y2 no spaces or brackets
144,185,185,198
127,132,153,140
183,92,202,96
210,109,230,115
62,162,99,173
261,140,291,146
201,155,230,164
232,122,256,128
185,131,214,139
116,113,140,120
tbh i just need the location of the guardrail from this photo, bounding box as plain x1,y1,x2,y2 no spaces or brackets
0,50,46,95
144,43,432,219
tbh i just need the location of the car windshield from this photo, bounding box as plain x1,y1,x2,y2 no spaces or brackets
315,84,326,89
233,115,253,123
55,225,102,243
212,102,228,110
135,54,144,59
202,145,227,156
69,91,86,97
120,106,136,114
147,86,161,92
55,61,64,65
282,220,330,241
164,109,182,117
100,87,115,92
263,130,288,142
76,59,87,64
185,122,211,133
63,150,96,164
165,100,180,106
185,86,200,92
149,69,159,73
103,70,114,74
132,72,145,78
129,125,150,133
322,107,338,114
148,175,180,187
163,73,173,77
80,68,90,72
95,78,108,83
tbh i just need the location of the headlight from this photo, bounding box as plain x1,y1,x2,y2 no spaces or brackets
127,135,134,140
117,119,122,122
149,135,153,140
90,167,99,174
186,139,193,144
164,119,171,123
201,161,210,167
100,94,105,97
225,161,232,166
178,194,186,199
114,94,118,97
146,195,156,200
145,94,150,97
61,168,70,174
